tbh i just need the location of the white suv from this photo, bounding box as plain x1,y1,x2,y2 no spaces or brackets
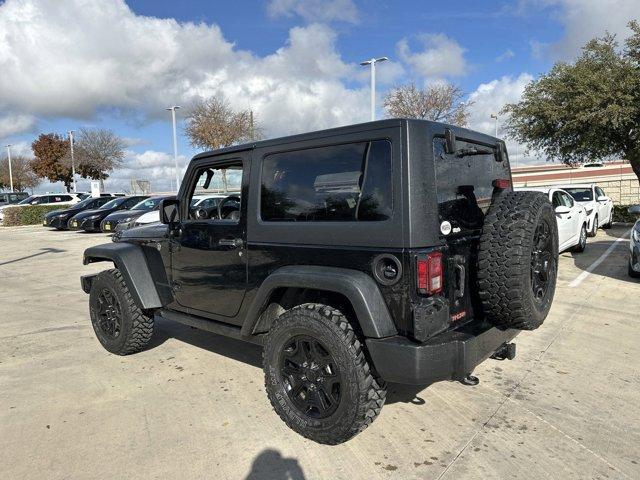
0,193,81,223
556,184,613,236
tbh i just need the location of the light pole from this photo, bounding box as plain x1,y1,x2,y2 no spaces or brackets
490,113,498,137
360,57,388,121
68,131,77,193
166,106,181,192
5,144,13,192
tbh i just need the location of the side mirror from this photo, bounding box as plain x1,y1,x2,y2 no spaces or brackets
159,198,180,225
555,206,571,215
444,128,457,154
628,205,640,214
597,195,609,202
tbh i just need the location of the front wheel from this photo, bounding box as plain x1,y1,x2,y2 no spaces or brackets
89,269,154,355
572,224,587,253
263,304,386,445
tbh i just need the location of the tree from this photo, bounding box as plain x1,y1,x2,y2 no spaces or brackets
74,128,125,180
31,133,73,192
503,21,640,183
184,96,263,151
383,82,471,126
0,155,40,192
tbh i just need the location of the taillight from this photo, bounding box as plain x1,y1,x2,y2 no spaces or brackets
417,251,443,295
492,178,511,189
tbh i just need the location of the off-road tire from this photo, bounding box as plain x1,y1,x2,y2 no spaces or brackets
588,215,598,237
89,268,154,355
572,224,587,253
263,303,386,445
478,191,558,330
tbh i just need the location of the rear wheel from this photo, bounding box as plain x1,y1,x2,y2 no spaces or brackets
89,269,154,355
263,303,386,445
478,191,558,330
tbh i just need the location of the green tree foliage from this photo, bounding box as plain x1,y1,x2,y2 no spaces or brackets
30,133,73,192
503,21,640,182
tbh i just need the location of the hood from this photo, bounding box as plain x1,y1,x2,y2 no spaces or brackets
104,209,145,222
115,222,168,242
73,208,113,220
45,206,83,219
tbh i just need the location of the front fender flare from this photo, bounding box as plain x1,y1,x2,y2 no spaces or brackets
83,242,163,310
241,265,397,339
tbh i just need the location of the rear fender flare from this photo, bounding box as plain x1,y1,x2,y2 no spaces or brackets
241,265,397,339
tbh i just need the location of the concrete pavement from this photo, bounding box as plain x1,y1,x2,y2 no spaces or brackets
0,225,638,479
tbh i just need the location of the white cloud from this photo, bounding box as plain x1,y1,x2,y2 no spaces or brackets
0,0,370,139
397,33,467,79
466,73,544,166
266,0,359,23
495,49,515,62
527,0,638,59
0,114,36,138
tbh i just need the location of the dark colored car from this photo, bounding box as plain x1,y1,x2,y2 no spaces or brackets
69,196,149,232
0,192,29,206
81,119,559,445
43,196,116,230
100,196,173,232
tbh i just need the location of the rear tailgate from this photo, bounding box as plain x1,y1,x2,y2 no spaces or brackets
433,136,511,325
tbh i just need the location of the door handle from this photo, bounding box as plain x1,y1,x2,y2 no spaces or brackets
218,238,244,248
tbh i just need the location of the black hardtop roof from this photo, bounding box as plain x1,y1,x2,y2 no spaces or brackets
190,118,500,162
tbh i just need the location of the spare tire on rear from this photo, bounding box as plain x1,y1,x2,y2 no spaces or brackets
477,191,558,330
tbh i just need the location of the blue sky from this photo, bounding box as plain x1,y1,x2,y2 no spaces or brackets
0,0,637,193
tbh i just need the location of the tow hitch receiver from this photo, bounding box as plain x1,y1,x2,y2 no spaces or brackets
491,342,516,361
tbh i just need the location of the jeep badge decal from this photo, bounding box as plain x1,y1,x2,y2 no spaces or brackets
440,221,452,235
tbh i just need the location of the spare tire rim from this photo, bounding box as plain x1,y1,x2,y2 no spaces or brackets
279,335,341,419
531,220,553,302
96,288,123,339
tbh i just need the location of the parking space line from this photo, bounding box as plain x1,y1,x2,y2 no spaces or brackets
568,234,629,288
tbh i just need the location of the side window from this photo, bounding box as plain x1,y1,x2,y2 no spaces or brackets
261,140,392,222
122,197,142,209
595,186,605,198
187,164,242,221
551,192,562,208
561,192,574,207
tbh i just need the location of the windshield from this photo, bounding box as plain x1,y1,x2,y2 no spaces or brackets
74,198,94,209
564,188,593,201
131,197,163,211
17,195,36,204
99,197,126,210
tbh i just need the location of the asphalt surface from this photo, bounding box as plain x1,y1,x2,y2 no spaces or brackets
1,225,638,480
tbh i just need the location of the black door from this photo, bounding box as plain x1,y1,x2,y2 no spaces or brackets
170,157,248,318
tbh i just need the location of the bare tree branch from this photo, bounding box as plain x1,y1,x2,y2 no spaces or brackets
73,128,125,180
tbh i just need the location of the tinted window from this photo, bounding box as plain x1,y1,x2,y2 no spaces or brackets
100,198,126,209
552,192,562,208
595,186,605,198
18,195,35,204
122,197,146,209
564,188,593,201
560,192,574,207
261,140,392,222
131,197,162,211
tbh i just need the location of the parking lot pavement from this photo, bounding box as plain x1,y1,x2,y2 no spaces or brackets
1,225,638,480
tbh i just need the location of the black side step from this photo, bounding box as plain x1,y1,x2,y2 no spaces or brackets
157,310,265,346
490,342,516,361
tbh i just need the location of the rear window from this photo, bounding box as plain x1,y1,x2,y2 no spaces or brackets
434,137,510,233
564,188,593,202
261,140,392,222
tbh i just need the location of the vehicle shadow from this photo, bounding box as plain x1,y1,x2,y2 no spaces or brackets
149,317,263,369
565,224,637,284
245,449,306,480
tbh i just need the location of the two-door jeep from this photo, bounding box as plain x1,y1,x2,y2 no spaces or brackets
82,119,558,444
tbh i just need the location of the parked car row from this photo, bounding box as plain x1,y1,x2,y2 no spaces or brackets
42,194,175,233
0,193,83,224
515,183,614,254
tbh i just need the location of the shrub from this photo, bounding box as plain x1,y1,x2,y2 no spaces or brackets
612,204,640,224
2,204,68,226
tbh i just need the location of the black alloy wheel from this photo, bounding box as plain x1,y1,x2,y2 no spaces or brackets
279,335,341,419
531,219,554,303
96,288,123,339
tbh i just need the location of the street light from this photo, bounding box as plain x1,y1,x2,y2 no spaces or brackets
166,106,181,192
68,131,77,193
5,144,13,192
360,57,388,121
490,113,498,137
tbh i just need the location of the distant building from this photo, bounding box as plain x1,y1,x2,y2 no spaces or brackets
512,160,639,204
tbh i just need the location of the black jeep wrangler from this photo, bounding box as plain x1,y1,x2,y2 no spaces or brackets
81,119,558,444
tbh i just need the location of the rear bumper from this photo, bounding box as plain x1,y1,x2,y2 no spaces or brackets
366,322,519,385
